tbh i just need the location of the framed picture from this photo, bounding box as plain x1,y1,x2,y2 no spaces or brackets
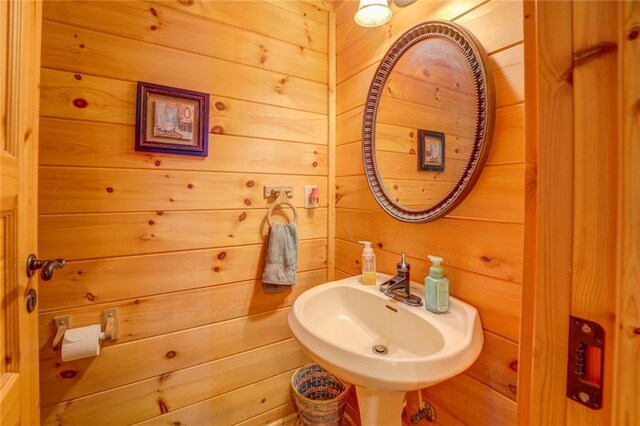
417,129,445,172
135,82,209,156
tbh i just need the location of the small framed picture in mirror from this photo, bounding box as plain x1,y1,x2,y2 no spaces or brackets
417,129,445,172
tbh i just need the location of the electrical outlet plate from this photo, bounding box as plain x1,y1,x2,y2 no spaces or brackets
304,185,319,209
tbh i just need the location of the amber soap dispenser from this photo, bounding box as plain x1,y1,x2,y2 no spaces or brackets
358,241,377,285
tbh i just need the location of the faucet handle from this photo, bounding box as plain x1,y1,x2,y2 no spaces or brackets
397,253,410,276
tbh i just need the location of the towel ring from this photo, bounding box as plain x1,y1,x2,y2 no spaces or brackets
266,192,298,227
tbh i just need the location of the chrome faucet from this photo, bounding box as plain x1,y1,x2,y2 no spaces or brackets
379,253,423,307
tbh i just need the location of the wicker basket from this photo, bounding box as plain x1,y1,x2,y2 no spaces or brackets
291,363,352,426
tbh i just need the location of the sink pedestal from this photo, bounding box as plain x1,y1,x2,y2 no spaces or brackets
355,386,405,426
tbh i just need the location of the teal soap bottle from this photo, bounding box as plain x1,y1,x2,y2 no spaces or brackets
424,255,449,313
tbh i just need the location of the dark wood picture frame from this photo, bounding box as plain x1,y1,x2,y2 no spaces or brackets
417,129,445,172
135,82,209,157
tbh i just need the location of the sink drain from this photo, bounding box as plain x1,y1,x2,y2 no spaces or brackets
372,344,388,355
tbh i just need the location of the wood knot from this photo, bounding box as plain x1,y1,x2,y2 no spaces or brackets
214,267,220,272
149,7,158,16
74,74,82,80
239,212,247,221
509,360,518,372
106,187,114,193
312,161,318,167
246,180,254,187
217,252,226,260
628,27,639,41
244,199,251,206
214,101,225,111
187,183,193,189
155,160,161,167
165,351,177,359
508,384,518,395
73,98,88,108
481,255,492,263
211,125,224,134
148,220,155,225
573,42,618,68
150,25,157,31
158,398,169,414
60,370,78,379
377,243,383,248
86,292,95,302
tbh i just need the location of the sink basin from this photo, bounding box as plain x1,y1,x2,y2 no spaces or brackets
288,274,483,425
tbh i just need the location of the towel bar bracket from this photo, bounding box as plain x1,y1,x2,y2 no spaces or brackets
264,186,293,199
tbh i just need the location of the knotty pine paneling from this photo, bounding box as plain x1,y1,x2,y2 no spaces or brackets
40,339,308,426
38,1,329,424
38,269,326,361
133,369,298,426
40,308,292,407
335,0,523,423
39,239,327,312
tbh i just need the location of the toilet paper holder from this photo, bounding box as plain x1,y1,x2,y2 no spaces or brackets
52,307,119,351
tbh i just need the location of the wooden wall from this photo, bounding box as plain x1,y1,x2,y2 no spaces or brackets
37,1,330,424
334,1,523,424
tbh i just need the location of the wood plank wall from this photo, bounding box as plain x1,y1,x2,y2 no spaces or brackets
334,1,523,424
37,1,330,424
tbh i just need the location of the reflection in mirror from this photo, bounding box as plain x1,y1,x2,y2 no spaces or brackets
376,38,476,210
363,21,495,222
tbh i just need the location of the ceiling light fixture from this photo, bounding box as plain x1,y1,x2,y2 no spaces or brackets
354,0,392,28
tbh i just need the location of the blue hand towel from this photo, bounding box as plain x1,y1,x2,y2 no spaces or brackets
262,223,298,293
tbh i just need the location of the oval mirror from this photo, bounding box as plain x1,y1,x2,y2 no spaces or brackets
363,21,495,223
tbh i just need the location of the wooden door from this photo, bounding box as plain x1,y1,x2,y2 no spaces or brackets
0,1,42,424
520,0,639,424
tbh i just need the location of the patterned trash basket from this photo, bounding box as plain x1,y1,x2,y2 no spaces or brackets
291,363,352,426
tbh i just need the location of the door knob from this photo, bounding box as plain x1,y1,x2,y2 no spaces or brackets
26,253,66,281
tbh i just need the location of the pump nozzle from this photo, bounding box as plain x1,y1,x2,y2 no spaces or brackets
427,255,444,278
358,241,373,254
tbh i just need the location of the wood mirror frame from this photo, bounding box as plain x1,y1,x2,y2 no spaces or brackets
362,21,495,223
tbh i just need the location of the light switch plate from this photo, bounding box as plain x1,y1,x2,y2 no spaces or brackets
304,185,319,209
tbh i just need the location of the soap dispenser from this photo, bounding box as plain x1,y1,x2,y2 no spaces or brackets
358,241,377,285
424,255,449,313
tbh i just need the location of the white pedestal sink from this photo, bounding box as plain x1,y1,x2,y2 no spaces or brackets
288,274,483,426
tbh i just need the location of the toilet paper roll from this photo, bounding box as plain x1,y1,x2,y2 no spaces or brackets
61,324,101,362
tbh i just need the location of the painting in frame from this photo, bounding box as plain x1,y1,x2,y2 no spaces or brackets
417,129,445,172
135,82,209,156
